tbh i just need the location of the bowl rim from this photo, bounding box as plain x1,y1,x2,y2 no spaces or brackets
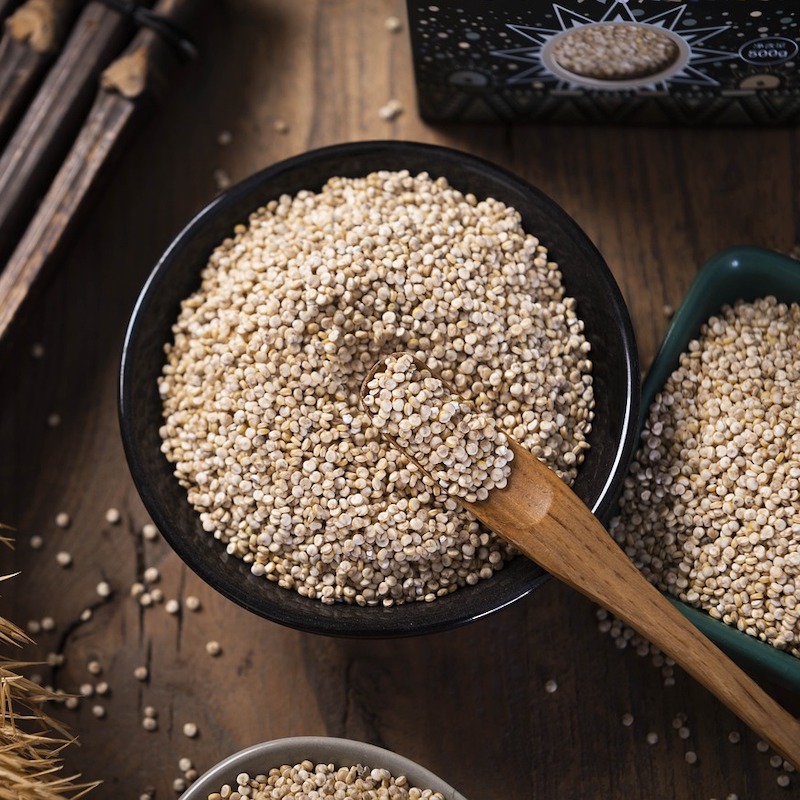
119,139,640,637
639,245,800,692
179,736,469,800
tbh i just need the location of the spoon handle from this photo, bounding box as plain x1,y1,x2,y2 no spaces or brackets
476,439,800,766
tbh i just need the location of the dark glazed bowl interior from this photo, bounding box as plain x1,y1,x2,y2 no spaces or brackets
119,140,639,637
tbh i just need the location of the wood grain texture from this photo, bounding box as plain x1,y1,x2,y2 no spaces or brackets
0,1,798,798
0,0,141,263
0,0,202,347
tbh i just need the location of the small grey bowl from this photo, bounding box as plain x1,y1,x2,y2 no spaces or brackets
179,736,468,800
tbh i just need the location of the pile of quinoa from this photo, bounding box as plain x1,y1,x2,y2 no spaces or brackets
363,351,513,503
159,169,594,606
609,296,800,657
206,762,445,800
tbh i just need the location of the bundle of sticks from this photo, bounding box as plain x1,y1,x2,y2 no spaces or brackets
0,0,202,348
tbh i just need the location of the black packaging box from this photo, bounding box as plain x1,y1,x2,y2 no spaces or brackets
407,1,800,124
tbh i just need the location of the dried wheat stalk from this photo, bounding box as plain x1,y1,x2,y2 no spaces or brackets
0,532,98,798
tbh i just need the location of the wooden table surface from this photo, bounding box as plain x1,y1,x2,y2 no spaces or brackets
1,2,799,798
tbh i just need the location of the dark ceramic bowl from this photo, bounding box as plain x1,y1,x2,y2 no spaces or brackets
179,736,468,800
119,140,639,637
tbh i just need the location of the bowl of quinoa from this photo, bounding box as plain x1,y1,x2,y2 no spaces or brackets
178,736,467,800
120,140,639,636
609,246,800,692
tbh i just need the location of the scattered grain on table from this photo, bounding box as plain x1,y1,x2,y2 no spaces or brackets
143,566,160,584
185,595,201,611
213,168,231,191
378,98,403,120
142,522,159,540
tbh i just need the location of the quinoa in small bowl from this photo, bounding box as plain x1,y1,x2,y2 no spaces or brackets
178,736,468,800
120,140,639,637
608,246,800,693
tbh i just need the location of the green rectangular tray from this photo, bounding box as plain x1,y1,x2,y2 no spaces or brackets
641,245,800,695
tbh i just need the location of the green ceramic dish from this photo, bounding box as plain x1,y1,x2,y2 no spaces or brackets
641,245,800,694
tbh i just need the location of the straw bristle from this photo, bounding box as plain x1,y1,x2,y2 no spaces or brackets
0,539,99,798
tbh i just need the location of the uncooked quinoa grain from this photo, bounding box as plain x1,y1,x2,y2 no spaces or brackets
609,297,800,657
159,169,594,606
143,566,160,584
142,523,159,540
185,595,201,611
207,762,446,800
363,352,512,502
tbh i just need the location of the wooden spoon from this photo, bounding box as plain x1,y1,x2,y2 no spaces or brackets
361,354,800,767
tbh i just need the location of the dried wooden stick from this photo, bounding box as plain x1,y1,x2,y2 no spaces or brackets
0,0,83,148
0,0,201,346
0,0,21,23
0,0,152,265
